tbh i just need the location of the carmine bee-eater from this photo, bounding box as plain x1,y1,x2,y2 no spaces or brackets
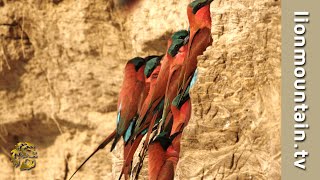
123,33,191,176
160,34,190,131
161,70,195,161
171,97,191,136
136,55,164,136
187,0,213,54
183,0,213,83
122,55,163,148
150,68,196,180
69,57,146,180
121,55,163,179
148,132,181,180
128,32,189,173
135,30,190,135
111,57,147,151
126,33,190,175
147,89,192,180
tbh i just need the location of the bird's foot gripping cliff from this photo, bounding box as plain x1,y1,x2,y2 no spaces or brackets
0,0,280,179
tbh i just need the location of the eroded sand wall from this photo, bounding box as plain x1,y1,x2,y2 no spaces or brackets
177,0,281,179
0,0,280,179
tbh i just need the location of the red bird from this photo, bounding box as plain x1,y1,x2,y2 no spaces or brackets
147,90,192,180
134,53,168,131
122,33,189,176
161,37,190,130
161,0,214,128
187,0,213,55
148,133,180,180
111,57,147,151
170,99,191,137
169,69,197,134
183,0,213,84
133,30,189,136
68,57,146,180
127,32,190,177
121,55,163,179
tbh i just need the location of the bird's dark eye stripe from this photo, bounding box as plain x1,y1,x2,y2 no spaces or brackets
171,30,189,40
192,1,209,14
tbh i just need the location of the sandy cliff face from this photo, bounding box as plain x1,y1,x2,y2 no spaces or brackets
177,0,281,179
0,0,280,179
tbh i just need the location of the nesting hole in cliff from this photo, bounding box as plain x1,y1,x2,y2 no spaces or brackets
142,31,173,55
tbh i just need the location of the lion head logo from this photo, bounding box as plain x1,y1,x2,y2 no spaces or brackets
11,142,38,171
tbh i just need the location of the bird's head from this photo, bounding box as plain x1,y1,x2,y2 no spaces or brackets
171,30,189,41
128,57,145,71
168,39,185,57
166,30,189,56
167,34,189,58
144,56,163,92
189,0,213,15
144,56,163,78
187,0,213,29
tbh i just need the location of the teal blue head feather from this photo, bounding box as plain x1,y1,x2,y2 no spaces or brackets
171,30,189,40
128,57,145,71
168,39,185,57
144,56,162,78
189,0,213,14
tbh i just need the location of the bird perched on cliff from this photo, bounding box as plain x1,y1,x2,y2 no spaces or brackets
146,94,192,180
171,97,191,136
69,57,148,180
121,55,164,179
146,79,194,180
120,31,190,179
160,0,213,132
134,30,190,135
187,0,213,52
160,33,190,131
111,57,147,151
184,0,213,80
160,0,213,124
148,132,181,180
117,31,189,179
163,0,213,126
147,50,197,179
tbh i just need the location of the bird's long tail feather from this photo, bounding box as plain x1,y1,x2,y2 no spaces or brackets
111,132,122,152
69,130,116,180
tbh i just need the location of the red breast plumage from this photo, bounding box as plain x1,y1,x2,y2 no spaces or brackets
121,57,163,179
111,57,146,151
161,43,189,130
170,99,192,136
133,39,174,136
182,0,213,85
187,0,213,57
148,140,179,180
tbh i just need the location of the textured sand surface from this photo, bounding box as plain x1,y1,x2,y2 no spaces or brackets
177,0,281,179
0,0,280,179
